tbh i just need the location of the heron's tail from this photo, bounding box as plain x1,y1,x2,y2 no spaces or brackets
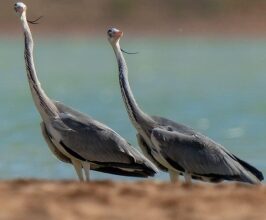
93,166,156,178
139,158,159,177
234,156,264,182
92,157,158,178
130,147,159,177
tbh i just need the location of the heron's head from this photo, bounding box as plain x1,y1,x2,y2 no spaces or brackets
14,2,27,17
107,28,123,45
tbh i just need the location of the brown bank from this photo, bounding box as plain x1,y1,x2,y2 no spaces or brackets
0,179,265,220
4,0,266,37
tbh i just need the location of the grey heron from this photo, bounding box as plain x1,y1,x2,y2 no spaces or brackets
14,2,158,181
107,27,264,184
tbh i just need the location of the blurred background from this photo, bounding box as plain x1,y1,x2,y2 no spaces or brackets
0,0,265,181
3,0,266,37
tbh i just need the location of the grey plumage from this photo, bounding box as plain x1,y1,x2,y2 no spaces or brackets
15,3,157,181
108,27,264,184
40,121,71,163
151,125,263,184
53,101,157,174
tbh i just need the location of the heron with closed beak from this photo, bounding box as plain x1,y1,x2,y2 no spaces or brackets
14,2,158,181
108,27,264,184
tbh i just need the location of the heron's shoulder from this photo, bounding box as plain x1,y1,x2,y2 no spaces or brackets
53,101,127,139
151,115,226,151
53,101,92,120
151,115,196,135
53,101,110,130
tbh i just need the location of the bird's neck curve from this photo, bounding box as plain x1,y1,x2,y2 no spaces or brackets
112,41,155,128
21,13,58,120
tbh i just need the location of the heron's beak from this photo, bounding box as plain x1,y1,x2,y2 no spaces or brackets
114,31,123,38
14,6,21,13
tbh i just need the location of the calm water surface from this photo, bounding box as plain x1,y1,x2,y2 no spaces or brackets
0,37,265,181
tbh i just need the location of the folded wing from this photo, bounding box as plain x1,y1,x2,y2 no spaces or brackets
150,127,261,183
52,101,158,174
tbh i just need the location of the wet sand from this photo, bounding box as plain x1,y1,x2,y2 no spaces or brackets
0,179,265,220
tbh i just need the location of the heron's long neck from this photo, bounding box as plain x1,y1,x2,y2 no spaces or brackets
21,14,58,119
113,42,154,127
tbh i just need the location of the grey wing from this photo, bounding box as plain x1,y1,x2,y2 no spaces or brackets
52,101,158,172
150,127,260,184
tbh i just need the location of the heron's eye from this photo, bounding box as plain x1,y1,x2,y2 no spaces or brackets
107,30,113,37
167,126,173,131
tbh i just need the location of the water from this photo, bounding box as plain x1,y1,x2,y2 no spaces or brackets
0,37,265,181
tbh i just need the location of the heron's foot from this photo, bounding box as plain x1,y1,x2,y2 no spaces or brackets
169,170,179,183
82,162,91,182
184,172,192,187
72,159,84,182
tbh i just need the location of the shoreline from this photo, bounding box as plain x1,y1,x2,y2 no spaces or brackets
1,179,265,220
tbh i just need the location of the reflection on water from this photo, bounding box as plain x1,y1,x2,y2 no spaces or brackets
0,37,265,181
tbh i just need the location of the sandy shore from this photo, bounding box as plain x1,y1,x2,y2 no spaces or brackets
0,179,265,220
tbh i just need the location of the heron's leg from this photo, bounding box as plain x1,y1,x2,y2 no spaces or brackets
169,170,179,183
72,159,84,182
184,171,192,184
82,162,91,181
